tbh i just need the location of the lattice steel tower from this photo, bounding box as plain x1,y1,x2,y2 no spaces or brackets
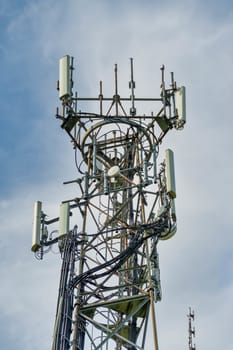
31,56,186,350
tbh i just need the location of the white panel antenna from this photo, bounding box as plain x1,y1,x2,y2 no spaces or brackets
31,201,42,252
59,55,71,100
175,86,186,129
58,202,70,238
165,149,176,199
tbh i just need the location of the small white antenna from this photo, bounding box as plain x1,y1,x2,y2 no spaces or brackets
165,149,176,198
31,201,42,252
58,202,70,238
175,86,186,129
59,55,71,100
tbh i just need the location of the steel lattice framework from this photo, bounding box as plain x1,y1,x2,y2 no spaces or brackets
31,57,186,350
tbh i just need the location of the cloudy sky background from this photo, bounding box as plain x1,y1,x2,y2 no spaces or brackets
0,0,233,349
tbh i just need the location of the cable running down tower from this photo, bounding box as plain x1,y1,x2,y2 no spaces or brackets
31,56,186,350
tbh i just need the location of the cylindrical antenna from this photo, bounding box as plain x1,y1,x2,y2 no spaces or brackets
165,148,176,198
59,55,71,100
129,57,136,116
58,202,70,238
32,201,42,252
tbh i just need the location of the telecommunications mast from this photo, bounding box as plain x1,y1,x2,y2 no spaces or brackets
188,308,196,350
31,56,186,350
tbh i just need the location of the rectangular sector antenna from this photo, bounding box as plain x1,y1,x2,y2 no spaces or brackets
175,86,186,127
59,55,71,99
59,202,70,238
165,149,176,198
31,201,42,252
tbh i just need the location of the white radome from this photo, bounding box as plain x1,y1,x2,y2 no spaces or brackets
107,165,120,178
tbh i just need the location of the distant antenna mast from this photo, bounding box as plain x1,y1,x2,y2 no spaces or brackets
188,307,196,350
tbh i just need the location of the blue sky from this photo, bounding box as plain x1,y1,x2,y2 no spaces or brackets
0,0,233,349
